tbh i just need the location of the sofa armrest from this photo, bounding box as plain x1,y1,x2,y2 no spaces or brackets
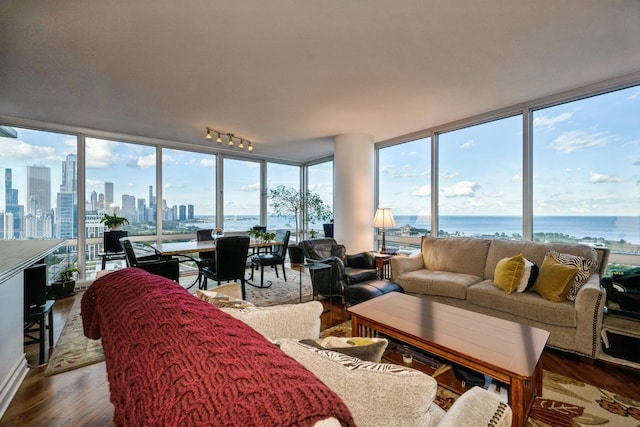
390,253,424,281
573,274,607,358
436,386,512,427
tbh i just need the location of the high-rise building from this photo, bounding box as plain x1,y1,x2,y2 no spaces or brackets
27,164,51,214
179,205,186,221
188,204,194,220
56,154,77,238
105,182,114,208
137,198,146,222
4,168,22,238
122,194,136,221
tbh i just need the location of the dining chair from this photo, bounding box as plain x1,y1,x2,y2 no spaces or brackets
194,229,217,288
119,237,180,282
250,230,290,288
201,236,251,298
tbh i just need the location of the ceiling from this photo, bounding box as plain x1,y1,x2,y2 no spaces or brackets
1,1,640,163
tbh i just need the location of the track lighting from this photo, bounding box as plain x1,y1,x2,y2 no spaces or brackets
205,128,254,153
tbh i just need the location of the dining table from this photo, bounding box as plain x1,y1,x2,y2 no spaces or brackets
151,238,284,292
151,239,283,256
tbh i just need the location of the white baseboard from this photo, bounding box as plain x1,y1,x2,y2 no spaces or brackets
0,356,28,420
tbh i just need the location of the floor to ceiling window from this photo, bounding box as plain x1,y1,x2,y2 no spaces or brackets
162,148,216,235
266,162,300,232
307,160,333,237
222,158,261,231
532,85,640,255
0,126,78,280
377,138,430,251
438,115,523,239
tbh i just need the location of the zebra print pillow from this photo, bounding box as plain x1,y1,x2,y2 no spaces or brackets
548,250,595,301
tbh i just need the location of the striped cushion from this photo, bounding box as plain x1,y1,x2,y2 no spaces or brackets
548,250,594,301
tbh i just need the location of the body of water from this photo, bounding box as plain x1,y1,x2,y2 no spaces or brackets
189,215,640,245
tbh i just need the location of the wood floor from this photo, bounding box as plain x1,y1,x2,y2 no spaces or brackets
2,293,639,426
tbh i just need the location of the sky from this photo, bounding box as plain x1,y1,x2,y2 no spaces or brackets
1,85,639,220
378,84,640,217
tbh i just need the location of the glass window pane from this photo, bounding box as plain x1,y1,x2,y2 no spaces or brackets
223,158,261,231
85,138,156,276
532,86,640,254
266,162,299,234
1,126,78,281
307,161,333,238
439,116,523,239
378,138,430,251
162,148,216,235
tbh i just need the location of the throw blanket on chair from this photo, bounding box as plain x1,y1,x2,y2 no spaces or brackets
82,268,354,427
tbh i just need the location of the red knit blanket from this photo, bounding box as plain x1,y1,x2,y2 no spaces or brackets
82,268,354,427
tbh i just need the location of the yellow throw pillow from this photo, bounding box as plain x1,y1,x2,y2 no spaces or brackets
494,254,526,294
533,254,578,302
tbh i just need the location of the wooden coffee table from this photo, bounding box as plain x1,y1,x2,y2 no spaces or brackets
348,292,549,427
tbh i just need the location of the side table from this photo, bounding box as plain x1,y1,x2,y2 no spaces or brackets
373,253,392,279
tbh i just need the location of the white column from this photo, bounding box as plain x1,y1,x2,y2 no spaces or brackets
334,133,374,253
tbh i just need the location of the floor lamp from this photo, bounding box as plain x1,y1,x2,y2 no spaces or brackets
372,208,396,254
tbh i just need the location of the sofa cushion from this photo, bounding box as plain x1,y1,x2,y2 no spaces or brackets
300,337,388,363
516,259,539,293
279,339,436,427
532,254,578,302
468,280,577,327
221,301,324,339
396,269,481,299
421,237,491,277
493,254,525,294
548,250,595,301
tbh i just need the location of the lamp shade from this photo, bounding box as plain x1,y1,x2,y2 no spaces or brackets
372,208,396,228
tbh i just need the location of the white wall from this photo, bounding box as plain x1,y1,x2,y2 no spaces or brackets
0,271,29,418
333,133,375,253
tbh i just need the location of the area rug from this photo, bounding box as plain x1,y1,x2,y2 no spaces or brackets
43,296,104,376
321,321,640,426
45,266,314,376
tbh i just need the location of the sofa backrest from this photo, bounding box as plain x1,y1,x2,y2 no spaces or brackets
421,236,491,277
483,239,600,280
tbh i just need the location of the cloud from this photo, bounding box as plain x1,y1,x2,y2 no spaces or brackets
440,180,479,197
200,158,216,167
589,172,622,184
629,90,640,100
412,185,431,197
460,140,474,149
137,154,156,168
441,171,459,179
241,182,260,192
550,130,614,153
490,191,505,198
0,140,57,162
86,139,120,168
533,112,572,129
467,197,484,207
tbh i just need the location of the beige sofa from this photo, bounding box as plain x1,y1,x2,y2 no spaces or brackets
391,236,610,359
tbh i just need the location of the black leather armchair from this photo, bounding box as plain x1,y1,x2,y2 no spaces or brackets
299,238,378,299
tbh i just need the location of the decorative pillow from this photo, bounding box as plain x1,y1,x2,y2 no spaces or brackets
532,254,578,302
299,336,388,363
221,301,324,339
517,259,539,293
195,287,255,309
279,339,436,427
547,250,595,301
493,254,525,294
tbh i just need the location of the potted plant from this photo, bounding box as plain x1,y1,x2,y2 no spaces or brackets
100,213,129,230
50,263,79,299
267,185,332,263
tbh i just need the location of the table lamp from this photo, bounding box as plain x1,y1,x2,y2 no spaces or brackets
372,208,396,254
